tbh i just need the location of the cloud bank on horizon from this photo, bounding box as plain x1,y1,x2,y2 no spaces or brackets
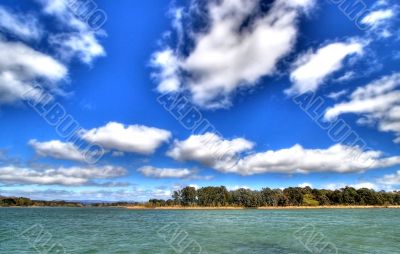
0,0,399,201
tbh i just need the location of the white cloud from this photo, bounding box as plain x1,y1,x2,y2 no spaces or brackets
360,5,396,38
40,0,68,14
111,151,124,157
0,6,42,40
298,182,313,188
50,32,105,64
286,41,363,95
225,144,400,175
151,49,181,93
361,9,394,26
0,40,66,81
324,182,379,190
138,166,196,179
153,0,315,109
325,73,400,143
352,182,378,190
0,165,127,186
227,185,251,191
378,170,400,186
1,186,173,202
38,0,105,64
167,132,254,169
189,184,200,190
168,133,400,175
0,0,106,107
335,71,355,83
81,122,171,155
29,140,87,162
324,183,346,190
0,38,67,105
326,90,348,100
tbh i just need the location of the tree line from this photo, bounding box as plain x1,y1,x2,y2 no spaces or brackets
2,186,400,208
0,196,83,207
148,186,400,208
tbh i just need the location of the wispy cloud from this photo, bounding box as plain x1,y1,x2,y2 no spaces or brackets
1,186,173,202
0,6,42,40
0,38,67,105
286,41,364,95
138,166,197,179
38,0,106,64
325,73,400,143
326,90,348,100
361,9,394,26
377,170,400,186
0,165,127,186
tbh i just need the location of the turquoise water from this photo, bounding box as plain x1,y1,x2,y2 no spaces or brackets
0,208,399,253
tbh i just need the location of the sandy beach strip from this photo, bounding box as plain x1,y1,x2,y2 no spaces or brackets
123,205,400,210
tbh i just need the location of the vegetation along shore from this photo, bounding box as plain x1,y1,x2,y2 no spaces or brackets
2,185,400,209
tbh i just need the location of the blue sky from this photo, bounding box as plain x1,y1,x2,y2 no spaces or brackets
0,0,400,201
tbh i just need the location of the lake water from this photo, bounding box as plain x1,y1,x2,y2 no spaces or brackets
0,208,399,253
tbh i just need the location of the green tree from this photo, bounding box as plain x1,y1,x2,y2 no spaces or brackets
231,189,262,207
328,190,343,205
313,189,331,206
181,187,197,206
342,187,359,205
284,187,303,206
198,186,229,206
172,190,182,205
356,188,380,205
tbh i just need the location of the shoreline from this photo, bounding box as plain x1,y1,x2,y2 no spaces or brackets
123,205,400,210
2,205,400,210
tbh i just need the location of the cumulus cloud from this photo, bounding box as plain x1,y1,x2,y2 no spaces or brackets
0,165,127,186
168,136,400,175
81,122,171,155
29,140,87,162
151,49,181,92
225,144,400,175
0,6,42,40
167,132,254,169
286,41,364,95
38,0,105,63
325,73,400,143
378,170,400,186
152,0,315,109
0,38,67,105
138,166,196,179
